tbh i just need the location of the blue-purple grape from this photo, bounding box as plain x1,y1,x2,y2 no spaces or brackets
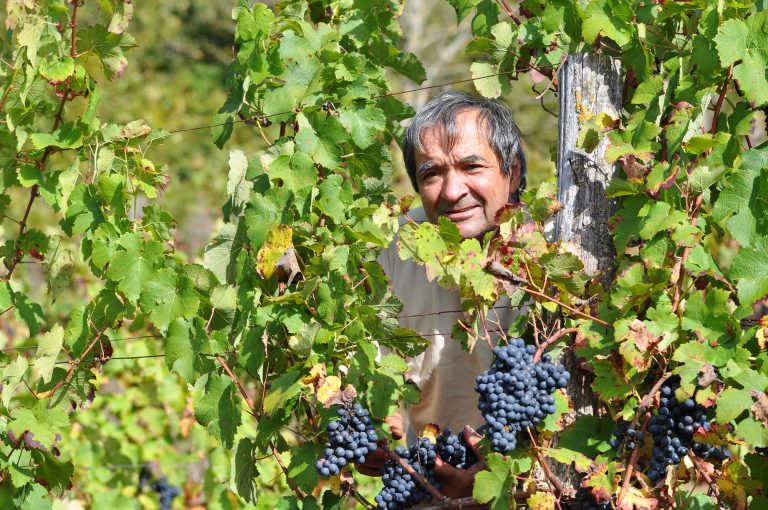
316,403,378,477
647,376,729,484
475,339,569,454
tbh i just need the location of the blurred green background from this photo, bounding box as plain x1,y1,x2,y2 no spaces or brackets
90,0,559,257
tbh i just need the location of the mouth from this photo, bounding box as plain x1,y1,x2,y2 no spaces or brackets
440,205,479,221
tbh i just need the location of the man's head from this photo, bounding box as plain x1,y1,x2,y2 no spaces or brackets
402,91,527,239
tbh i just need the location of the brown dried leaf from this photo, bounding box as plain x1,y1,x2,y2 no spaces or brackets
698,363,718,387
628,320,659,352
323,384,358,408
750,390,768,427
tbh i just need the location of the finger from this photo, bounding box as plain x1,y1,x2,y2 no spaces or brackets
356,464,383,477
463,425,485,461
385,414,404,440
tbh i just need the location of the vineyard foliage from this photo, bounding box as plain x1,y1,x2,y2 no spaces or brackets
0,0,767,509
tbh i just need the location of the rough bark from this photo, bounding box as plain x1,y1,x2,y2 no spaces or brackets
552,53,623,495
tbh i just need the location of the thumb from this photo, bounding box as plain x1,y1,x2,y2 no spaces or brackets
463,425,485,462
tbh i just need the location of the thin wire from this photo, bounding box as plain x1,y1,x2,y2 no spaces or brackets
166,67,554,135
0,325,512,368
0,304,529,354
0,334,161,353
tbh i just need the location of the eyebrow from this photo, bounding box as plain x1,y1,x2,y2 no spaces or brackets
416,154,489,178
416,161,437,177
459,154,488,165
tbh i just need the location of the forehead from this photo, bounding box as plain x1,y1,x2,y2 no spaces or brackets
417,110,493,160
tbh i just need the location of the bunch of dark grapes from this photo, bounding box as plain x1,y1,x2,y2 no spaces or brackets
610,421,644,453
150,477,181,510
375,438,439,510
436,428,478,469
475,339,570,454
316,403,378,477
647,376,729,483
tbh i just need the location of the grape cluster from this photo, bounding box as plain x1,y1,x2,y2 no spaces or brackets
375,438,439,510
475,339,570,454
436,428,478,469
647,376,729,483
150,477,181,510
610,421,644,453
316,403,378,477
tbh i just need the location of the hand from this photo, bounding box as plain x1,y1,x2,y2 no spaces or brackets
356,413,404,477
434,425,485,499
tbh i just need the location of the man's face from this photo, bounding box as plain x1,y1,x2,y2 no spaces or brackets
415,109,519,239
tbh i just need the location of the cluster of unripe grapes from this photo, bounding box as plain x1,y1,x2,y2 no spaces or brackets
647,376,729,483
475,339,570,453
376,438,439,510
315,403,378,477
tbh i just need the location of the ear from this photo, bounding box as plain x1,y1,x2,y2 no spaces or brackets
506,158,522,203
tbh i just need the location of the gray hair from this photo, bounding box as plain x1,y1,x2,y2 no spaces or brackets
402,90,527,201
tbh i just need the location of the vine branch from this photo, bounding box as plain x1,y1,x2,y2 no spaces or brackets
527,429,564,498
214,354,305,500
384,446,450,505
2,0,80,282
48,324,108,399
617,413,650,507
487,261,613,328
533,327,578,362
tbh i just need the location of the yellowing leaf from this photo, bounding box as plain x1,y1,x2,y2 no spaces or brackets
527,492,556,510
420,424,439,443
317,376,341,405
618,487,658,510
301,363,327,387
256,225,293,278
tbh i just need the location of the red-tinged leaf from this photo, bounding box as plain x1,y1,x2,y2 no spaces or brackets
618,487,658,510
582,463,618,503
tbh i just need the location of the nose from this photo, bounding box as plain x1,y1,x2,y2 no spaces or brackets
440,169,467,204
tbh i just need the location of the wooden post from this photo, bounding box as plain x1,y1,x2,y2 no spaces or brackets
551,53,623,492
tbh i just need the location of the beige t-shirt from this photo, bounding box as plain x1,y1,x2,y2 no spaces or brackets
377,207,525,443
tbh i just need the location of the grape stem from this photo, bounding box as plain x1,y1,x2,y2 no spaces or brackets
2,0,80,283
617,412,650,507
487,261,613,328
533,327,578,362
383,445,452,506
709,64,733,135
47,324,109,402
526,429,564,499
